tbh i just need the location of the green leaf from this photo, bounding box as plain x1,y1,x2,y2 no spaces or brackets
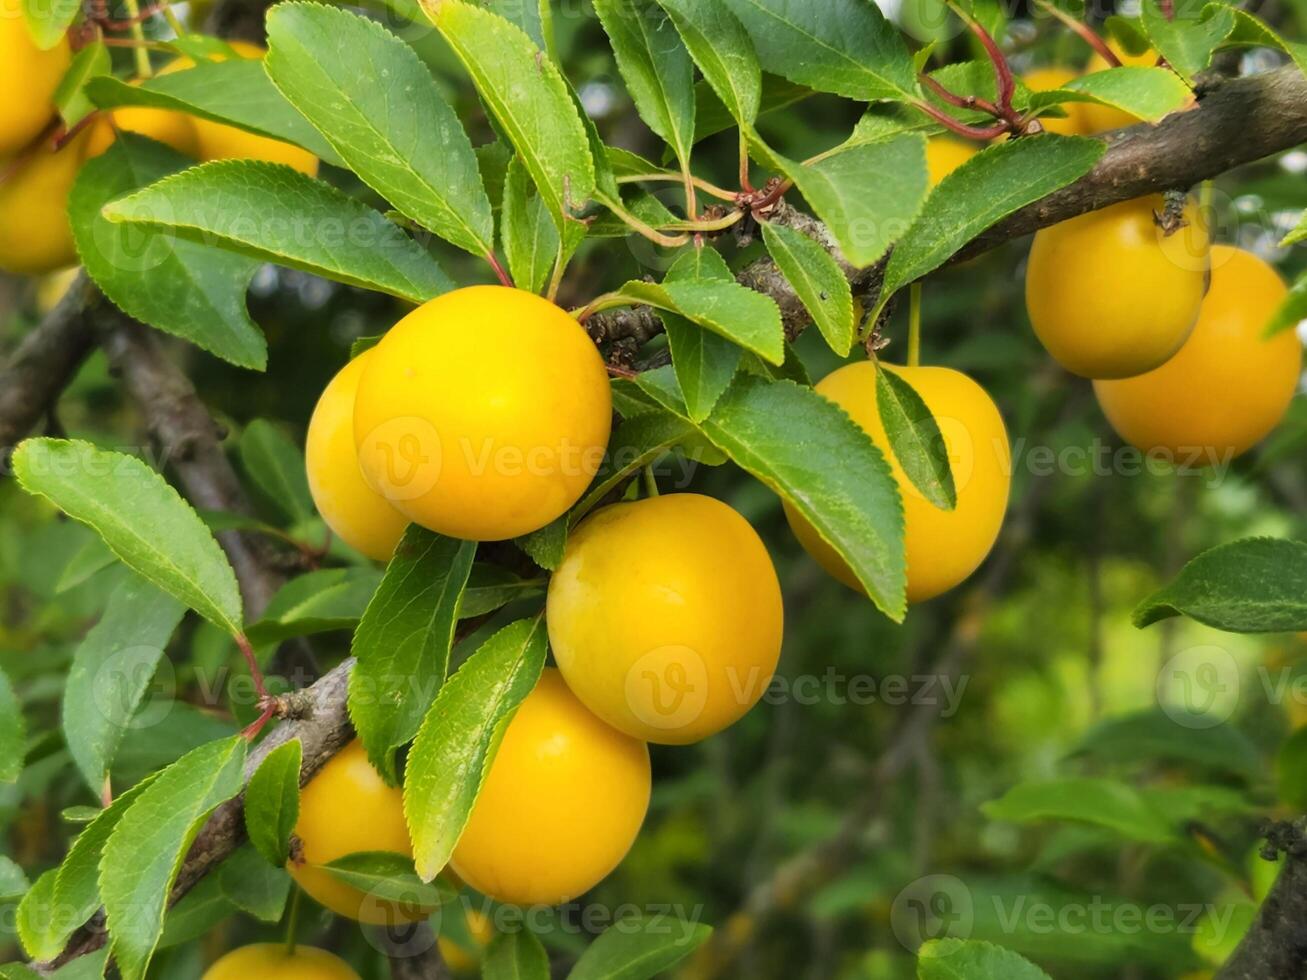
594,0,696,172
429,0,596,235
1134,537,1307,632
760,221,855,356
568,913,713,980
1140,0,1234,84
53,42,111,128
1034,66,1194,123
0,668,22,784
264,3,495,258
1281,211,1307,247
12,440,244,635
572,411,699,519
484,0,555,56
404,617,547,881
693,73,811,144
349,528,476,782
1070,709,1261,776
16,774,159,961
69,135,265,370
246,567,382,645
0,856,27,900
57,536,117,593
87,60,341,166
777,135,928,269
655,0,761,125
516,518,568,571
23,0,80,49
642,371,907,619
103,161,452,304
460,564,547,618
663,247,741,421
1266,269,1307,338
63,576,185,792
484,930,550,980
1277,727,1307,810
1222,10,1307,79
722,0,917,101
981,777,1178,844
100,736,247,980
320,851,453,908
917,939,1053,980
244,739,301,866
239,420,314,524
502,157,562,295
612,278,784,365
875,365,956,511
217,845,291,922
880,136,1105,303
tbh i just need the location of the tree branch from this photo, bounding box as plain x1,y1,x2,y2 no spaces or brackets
1215,819,1307,980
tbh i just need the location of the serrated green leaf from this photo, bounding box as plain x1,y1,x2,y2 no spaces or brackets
516,518,568,571
875,365,956,511
572,411,699,519
460,564,547,618
1140,0,1234,84
101,736,246,980
484,929,549,980
404,617,547,881
568,914,713,980
246,567,382,645
721,0,917,101
778,135,928,269
0,857,29,901
103,160,452,303
12,440,243,635
53,42,110,128
158,867,236,949
63,576,185,793
264,2,496,258
981,777,1178,843
594,0,696,172
662,248,741,421
917,939,1053,980
1133,537,1307,632
611,278,784,365
320,852,453,907
239,420,314,524
880,135,1105,303
23,0,80,49
349,528,476,782
1222,9,1307,79
0,668,21,784
1266,268,1307,337
87,61,340,166
1032,66,1193,123
428,0,595,235
217,845,290,922
656,0,760,132
1281,211,1307,247
244,740,301,866
760,221,855,356
16,774,159,961
484,0,554,56
70,135,266,370
693,73,811,144
503,157,561,295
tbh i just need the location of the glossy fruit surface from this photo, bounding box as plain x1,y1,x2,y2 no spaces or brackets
1081,45,1159,132
450,669,650,905
1023,67,1088,136
306,352,409,561
202,944,361,980
353,286,612,541
925,137,976,187
1026,195,1210,378
188,41,319,176
0,12,70,159
548,493,783,744
1094,245,1302,461
0,125,95,274
784,362,1011,603
289,740,430,925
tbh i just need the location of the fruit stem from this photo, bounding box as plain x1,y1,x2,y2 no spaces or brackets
1036,1,1122,67
739,130,755,194
911,100,1009,140
615,173,737,202
284,885,302,957
920,73,1004,120
235,632,269,701
642,465,660,498
485,250,515,289
603,196,692,248
121,0,153,78
908,282,923,368
160,2,185,36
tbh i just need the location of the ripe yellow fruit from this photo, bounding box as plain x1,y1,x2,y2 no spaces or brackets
353,286,612,541
1094,245,1303,462
306,352,409,561
785,362,1011,603
925,137,977,187
450,669,650,905
0,125,98,275
187,41,318,176
0,11,70,159
289,740,431,925
1081,45,1158,133
202,945,360,980
1025,195,1210,378
548,493,783,744
1023,67,1089,136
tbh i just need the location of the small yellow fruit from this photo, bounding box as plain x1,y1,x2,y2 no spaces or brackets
547,493,784,744
1025,195,1210,378
306,352,409,561
785,362,1011,603
1094,245,1303,462
0,10,70,160
0,125,97,275
1081,45,1159,133
202,944,360,980
353,286,612,541
450,669,650,905
925,137,977,187
186,41,318,176
289,740,431,925
1023,67,1089,136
